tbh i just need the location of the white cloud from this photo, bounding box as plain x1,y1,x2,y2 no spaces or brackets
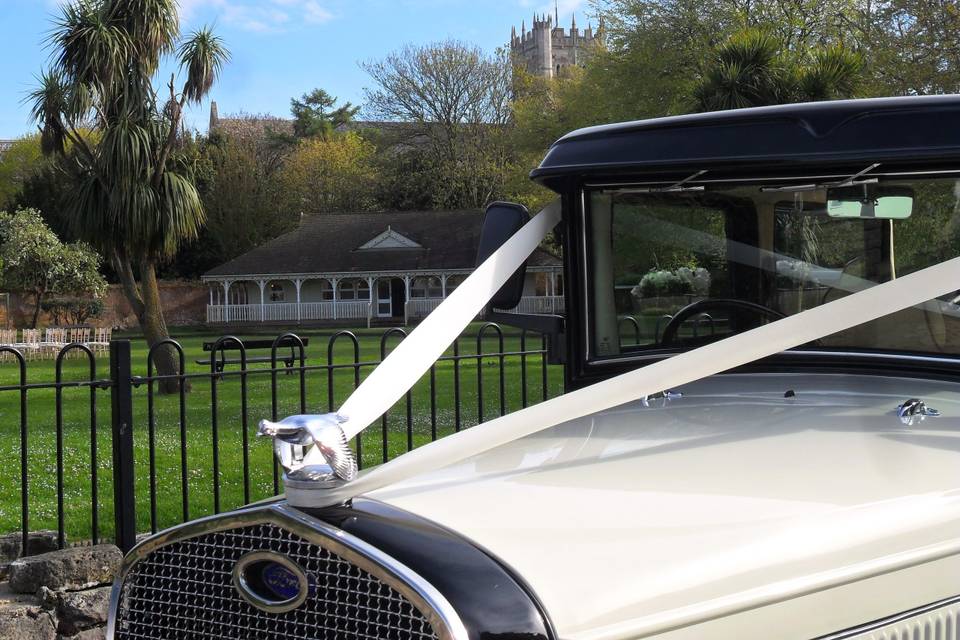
178,0,334,32
302,0,333,24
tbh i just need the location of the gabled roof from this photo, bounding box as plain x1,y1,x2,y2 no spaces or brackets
358,227,422,250
204,210,561,278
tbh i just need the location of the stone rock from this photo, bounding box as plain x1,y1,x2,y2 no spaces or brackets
0,530,60,563
57,628,105,640
0,531,59,582
0,581,42,609
0,584,57,640
0,610,57,640
7,545,122,595
38,586,58,610
56,587,111,636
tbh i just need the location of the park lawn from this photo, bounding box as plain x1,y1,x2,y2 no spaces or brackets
0,323,564,543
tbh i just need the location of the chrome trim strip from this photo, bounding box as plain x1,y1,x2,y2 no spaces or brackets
786,349,960,365
106,503,468,640
814,594,960,639
584,347,960,371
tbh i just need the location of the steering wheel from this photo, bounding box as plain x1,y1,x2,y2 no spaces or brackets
821,255,863,306
660,299,785,346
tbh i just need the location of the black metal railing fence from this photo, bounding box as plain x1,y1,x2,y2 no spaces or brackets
0,325,561,554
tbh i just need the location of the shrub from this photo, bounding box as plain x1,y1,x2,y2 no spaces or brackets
41,298,104,325
633,267,711,298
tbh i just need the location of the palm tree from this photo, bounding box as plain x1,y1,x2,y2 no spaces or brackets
693,29,862,112
29,0,228,389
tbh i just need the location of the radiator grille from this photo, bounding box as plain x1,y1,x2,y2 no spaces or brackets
112,522,440,640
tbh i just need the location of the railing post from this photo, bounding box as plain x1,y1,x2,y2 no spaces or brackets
109,340,137,553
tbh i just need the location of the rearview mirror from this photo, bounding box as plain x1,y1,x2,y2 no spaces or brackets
477,202,529,310
826,185,914,219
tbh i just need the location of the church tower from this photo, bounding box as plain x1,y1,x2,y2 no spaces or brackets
510,4,603,78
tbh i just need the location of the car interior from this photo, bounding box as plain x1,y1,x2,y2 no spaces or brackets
586,175,960,361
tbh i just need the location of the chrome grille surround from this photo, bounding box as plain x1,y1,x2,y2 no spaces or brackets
106,503,467,640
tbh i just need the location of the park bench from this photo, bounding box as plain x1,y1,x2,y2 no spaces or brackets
196,337,309,374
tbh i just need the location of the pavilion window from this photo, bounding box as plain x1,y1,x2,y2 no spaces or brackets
411,277,429,298
427,277,442,298
269,283,285,302
357,281,370,300
535,274,548,297
340,281,356,300
447,275,466,293
230,285,249,305
320,281,334,301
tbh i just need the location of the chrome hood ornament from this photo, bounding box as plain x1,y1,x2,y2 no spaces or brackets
257,414,358,494
896,398,941,426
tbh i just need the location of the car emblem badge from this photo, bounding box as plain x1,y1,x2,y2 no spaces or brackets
233,551,309,613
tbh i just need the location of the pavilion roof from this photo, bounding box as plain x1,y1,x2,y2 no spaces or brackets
204,209,561,279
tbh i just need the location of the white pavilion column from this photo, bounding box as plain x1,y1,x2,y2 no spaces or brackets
366,276,375,329
294,278,303,324
331,277,340,321
257,280,266,322
547,271,557,313
403,275,412,326
222,281,231,323
440,274,448,299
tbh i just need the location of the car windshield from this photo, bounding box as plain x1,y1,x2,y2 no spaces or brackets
586,176,960,361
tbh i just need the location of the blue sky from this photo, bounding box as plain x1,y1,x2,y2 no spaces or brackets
0,0,590,138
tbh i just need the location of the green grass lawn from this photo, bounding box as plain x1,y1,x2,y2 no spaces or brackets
0,323,564,544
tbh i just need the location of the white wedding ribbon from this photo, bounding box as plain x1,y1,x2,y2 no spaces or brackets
334,200,562,441
300,250,960,508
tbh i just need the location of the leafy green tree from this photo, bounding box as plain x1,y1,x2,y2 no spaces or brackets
0,209,106,328
10,134,97,243
362,40,514,209
861,0,960,95
0,135,45,210
290,89,360,140
173,132,298,277
29,0,228,384
585,0,960,118
279,132,378,213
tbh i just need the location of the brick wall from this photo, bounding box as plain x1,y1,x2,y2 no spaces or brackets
4,281,209,329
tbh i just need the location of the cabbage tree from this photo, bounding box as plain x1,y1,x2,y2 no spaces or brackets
29,0,228,387
693,29,862,112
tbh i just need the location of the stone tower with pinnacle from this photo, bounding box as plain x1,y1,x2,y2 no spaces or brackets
510,2,603,78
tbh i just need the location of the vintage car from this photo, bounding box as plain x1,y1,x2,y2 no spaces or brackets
108,96,960,640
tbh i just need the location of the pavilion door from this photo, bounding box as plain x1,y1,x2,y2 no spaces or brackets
376,280,392,317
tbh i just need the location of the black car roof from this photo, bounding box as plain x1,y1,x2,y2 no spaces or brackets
531,95,960,190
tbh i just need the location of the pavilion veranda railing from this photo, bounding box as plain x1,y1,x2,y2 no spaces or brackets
0,326,559,554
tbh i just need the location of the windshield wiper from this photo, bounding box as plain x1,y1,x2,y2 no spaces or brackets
759,163,881,193
608,170,708,194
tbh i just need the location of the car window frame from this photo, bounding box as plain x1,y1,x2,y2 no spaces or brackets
562,180,960,391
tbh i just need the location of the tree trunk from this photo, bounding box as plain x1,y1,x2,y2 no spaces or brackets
137,259,186,394
112,252,144,317
30,290,43,329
